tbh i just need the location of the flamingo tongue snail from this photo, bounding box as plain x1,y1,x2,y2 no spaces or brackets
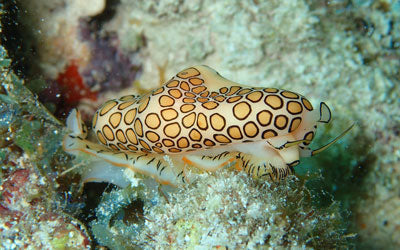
63,65,353,187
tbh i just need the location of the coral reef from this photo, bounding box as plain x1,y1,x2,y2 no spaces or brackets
1,0,399,248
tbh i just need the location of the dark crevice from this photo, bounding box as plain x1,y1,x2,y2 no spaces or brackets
78,182,118,224
87,0,121,34
1,0,38,78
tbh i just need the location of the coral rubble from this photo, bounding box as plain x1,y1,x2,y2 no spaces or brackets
136,170,352,249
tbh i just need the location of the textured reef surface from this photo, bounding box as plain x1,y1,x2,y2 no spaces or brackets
1,0,399,249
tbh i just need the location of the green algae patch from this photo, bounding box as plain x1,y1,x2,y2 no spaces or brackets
0,47,11,68
0,78,66,174
14,119,42,155
0,149,6,162
0,45,66,176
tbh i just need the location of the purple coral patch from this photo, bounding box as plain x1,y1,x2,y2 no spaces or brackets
79,22,141,92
